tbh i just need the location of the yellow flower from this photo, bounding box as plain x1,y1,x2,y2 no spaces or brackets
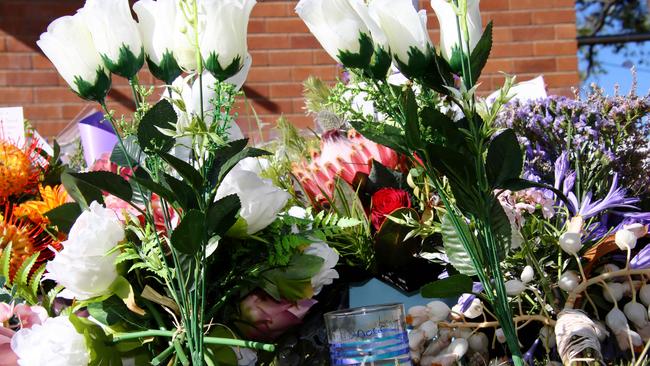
13,185,68,225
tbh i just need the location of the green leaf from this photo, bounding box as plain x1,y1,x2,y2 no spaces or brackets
14,253,39,287
163,174,197,210
0,242,11,285
374,208,421,270
171,210,206,255
366,160,404,192
421,274,474,298
488,197,512,260
110,135,143,168
261,254,324,301
160,152,203,192
137,99,176,152
205,325,239,365
61,172,104,209
349,120,408,156
87,295,145,328
217,147,269,185
338,32,374,70
44,202,82,234
29,264,46,298
206,195,241,238
70,171,133,203
470,21,493,85
129,176,175,207
69,314,123,366
401,87,422,149
420,107,465,148
486,129,523,188
441,214,478,276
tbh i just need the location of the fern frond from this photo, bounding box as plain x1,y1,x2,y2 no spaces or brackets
0,242,12,284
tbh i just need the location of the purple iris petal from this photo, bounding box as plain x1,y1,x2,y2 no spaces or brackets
524,339,541,365
631,244,650,269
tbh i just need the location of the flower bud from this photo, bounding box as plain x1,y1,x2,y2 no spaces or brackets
452,298,483,319
603,282,625,303
408,329,426,351
624,223,648,239
495,328,506,343
558,271,580,292
559,232,581,255
468,332,488,353
539,326,556,349
624,301,648,327
615,229,638,251
505,279,526,296
606,308,628,332
426,301,451,321
639,284,650,306
521,265,534,283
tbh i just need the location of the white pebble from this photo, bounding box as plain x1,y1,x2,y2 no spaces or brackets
426,300,451,321
521,265,534,283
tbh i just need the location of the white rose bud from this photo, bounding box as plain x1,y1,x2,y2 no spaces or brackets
200,0,256,81
624,301,648,327
452,298,483,319
505,279,526,296
36,13,110,102
603,282,625,303
558,271,580,292
559,232,582,255
80,0,144,79
46,202,124,300
368,0,433,71
430,0,482,65
303,242,339,295
215,164,290,235
639,284,650,306
521,265,534,283
615,229,638,251
426,300,451,321
11,316,89,366
624,223,648,239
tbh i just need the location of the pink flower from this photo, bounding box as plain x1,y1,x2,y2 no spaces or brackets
12,305,47,330
90,152,133,179
238,290,317,342
0,303,46,366
0,326,17,366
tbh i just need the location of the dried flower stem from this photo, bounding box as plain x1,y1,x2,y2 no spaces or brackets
565,268,650,308
438,315,556,329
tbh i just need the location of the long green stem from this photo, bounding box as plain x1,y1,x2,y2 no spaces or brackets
112,330,276,352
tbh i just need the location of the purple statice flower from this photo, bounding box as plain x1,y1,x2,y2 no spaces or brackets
631,244,650,269
568,174,639,219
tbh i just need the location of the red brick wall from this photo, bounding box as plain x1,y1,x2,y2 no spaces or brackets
0,0,579,139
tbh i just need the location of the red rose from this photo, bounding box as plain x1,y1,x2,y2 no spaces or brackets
371,188,411,230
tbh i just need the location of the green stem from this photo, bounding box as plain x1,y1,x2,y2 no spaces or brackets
151,343,175,366
112,330,276,352
129,75,141,110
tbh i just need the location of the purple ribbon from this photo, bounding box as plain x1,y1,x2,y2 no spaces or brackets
78,111,118,167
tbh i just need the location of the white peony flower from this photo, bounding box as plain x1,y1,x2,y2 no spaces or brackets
430,0,483,63
133,0,187,82
36,13,110,102
368,0,432,66
296,0,372,65
12,316,89,366
200,0,256,80
46,202,125,300
215,162,290,235
79,0,144,79
304,242,340,295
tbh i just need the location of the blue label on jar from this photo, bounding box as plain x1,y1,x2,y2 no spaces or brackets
329,330,411,365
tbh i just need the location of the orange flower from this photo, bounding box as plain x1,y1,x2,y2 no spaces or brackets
13,185,68,225
0,140,41,203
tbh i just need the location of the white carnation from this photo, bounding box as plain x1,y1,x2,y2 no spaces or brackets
46,202,124,300
304,242,339,295
12,316,89,366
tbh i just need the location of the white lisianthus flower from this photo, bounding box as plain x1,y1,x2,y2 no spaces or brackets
36,13,110,102
215,160,290,235
133,0,186,83
430,0,483,64
296,0,373,67
304,242,340,295
11,316,89,366
368,0,432,68
46,202,125,300
200,0,256,81
79,0,144,79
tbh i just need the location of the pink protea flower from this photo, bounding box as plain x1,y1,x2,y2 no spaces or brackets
293,129,400,204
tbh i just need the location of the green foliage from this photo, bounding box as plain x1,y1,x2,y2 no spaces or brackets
421,274,474,298
469,21,493,85
261,253,324,301
61,171,104,209
0,243,46,304
69,314,123,366
486,129,523,188
45,202,82,234
116,218,170,282
69,171,133,203
137,99,176,152
171,210,206,255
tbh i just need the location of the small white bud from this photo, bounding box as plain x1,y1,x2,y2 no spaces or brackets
606,308,628,332
495,328,506,343
624,301,648,327
559,271,580,292
539,326,556,349
600,264,621,273
505,279,526,296
615,229,637,251
468,332,489,353
603,282,625,303
426,300,451,322
640,284,650,306
446,338,469,358
420,320,438,339
624,223,648,239
407,306,429,327
521,265,534,283
559,232,582,255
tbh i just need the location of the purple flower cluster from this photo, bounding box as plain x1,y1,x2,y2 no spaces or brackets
496,88,650,200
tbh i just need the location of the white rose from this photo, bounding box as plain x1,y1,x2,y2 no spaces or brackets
200,0,256,80
368,0,432,66
304,242,340,295
46,202,125,300
36,13,110,102
215,164,290,235
296,0,373,65
430,0,483,63
79,0,144,79
12,316,89,366
133,0,186,82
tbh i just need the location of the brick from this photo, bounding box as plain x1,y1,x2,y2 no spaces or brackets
534,40,577,56
242,84,270,99
2,70,59,86
290,34,320,49
556,56,579,72
511,26,555,42
31,53,52,69
291,65,338,81
248,19,266,33
247,66,292,82
269,83,303,98
543,72,581,87
492,43,535,58
0,88,33,104
24,104,63,120
483,12,532,26
268,50,313,65
5,37,34,52
0,53,31,69
34,87,81,103
532,10,575,25
555,24,577,39
313,50,335,64
481,0,509,11
266,18,308,33
249,34,292,49
251,2,291,17
513,58,557,73
483,59,514,73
